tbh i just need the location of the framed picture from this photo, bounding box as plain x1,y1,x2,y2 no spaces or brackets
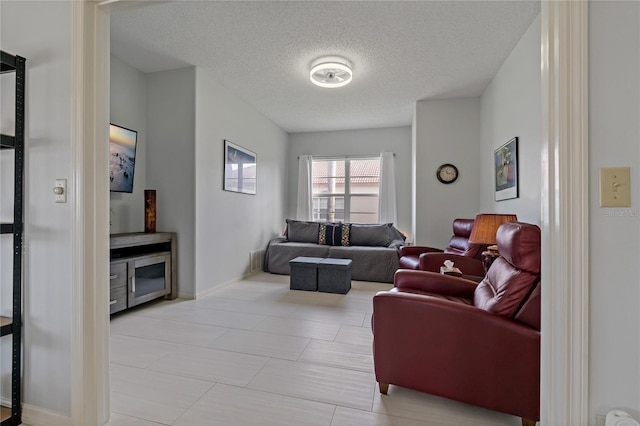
494,137,518,201
109,123,138,193
224,140,257,195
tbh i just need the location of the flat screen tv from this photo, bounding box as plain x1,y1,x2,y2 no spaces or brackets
109,123,138,193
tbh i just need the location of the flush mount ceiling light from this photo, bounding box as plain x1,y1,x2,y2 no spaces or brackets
310,58,353,88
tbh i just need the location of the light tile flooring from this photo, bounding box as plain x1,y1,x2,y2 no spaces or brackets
107,272,521,426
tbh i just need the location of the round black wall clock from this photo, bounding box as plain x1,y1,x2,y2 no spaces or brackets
436,163,459,184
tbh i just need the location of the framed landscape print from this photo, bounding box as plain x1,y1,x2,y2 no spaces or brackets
109,123,138,193
224,140,257,195
494,137,518,201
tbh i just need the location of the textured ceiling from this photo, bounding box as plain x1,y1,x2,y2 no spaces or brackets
110,1,540,133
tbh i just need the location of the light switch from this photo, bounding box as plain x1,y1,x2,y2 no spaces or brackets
54,179,67,203
599,167,630,207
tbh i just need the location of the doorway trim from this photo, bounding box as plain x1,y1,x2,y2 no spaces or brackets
540,1,590,425
70,1,591,424
70,1,110,425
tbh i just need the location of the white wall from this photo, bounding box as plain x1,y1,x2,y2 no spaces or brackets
287,127,412,237
589,2,640,421
194,67,288,296
414,98,481,247
411,17,541,247
1,0,73,416
109,55,147,233
146,67,197,297
479,15,541,225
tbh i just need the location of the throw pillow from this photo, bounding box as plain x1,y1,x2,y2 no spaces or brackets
318,223,351,246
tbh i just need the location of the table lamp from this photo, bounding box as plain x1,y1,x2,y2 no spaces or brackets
469,213,518,272
469,213,518,247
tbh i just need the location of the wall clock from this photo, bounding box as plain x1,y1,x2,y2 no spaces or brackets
436,163,459,184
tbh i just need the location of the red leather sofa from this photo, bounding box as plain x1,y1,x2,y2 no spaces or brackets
373,222,541,426
398,218,485,276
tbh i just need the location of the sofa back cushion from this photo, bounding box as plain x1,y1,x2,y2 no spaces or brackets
473,222,541,319
286,220,405,248
350,223,393,246
473,258,538,318
443,218,482,259
286,219,320,243
452,218,475,238
496,221,541,274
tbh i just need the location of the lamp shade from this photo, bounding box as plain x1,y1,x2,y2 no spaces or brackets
468,213,518,245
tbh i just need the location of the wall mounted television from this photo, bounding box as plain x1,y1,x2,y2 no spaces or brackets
109,123,138,193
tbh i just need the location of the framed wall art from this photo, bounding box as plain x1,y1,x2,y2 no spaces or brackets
494,137,518,201
109,123,138,193
224,140,257,195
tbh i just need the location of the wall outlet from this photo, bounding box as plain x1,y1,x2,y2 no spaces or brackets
596,414,606,426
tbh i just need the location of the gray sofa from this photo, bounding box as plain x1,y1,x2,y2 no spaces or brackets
264,220,405,283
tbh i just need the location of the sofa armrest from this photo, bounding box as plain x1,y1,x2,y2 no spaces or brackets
268,236,288,245
399,245,443,257
394,269,477,299
388,239,405,250
418,252,485,277
263,236,288,272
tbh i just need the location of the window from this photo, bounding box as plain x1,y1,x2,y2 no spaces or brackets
311,157,380,223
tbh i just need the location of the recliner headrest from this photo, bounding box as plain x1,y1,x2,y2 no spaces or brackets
496,222,541,274
452,218,475,238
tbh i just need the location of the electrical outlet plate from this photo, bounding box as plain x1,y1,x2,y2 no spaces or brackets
599,167,631,207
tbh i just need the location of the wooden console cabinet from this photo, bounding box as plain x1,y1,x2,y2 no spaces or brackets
110,232,177,314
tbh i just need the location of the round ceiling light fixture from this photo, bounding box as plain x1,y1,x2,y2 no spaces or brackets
310,58,353,88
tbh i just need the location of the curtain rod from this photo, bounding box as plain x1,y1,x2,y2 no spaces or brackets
297,153,395,159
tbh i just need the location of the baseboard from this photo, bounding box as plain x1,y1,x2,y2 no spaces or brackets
21,403,71,426
191,271,258,299
177,292,196,300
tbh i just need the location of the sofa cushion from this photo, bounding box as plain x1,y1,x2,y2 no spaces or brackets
319,223,351,246
286,219,320,243
350,223,393,246
329,246,399,283
265,242,331,275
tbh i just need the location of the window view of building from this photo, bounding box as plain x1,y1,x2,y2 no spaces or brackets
311,157,380,223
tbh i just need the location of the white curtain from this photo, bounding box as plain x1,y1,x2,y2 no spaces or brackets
296,155,313,220
378,152,397,225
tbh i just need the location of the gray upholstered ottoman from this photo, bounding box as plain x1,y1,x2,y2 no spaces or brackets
318,258,352,294
289,256,323,291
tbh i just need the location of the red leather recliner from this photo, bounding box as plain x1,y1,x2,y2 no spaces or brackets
398,218,485,276
373,222,541,426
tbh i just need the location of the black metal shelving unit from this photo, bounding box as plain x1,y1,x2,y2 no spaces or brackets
1,50,25,426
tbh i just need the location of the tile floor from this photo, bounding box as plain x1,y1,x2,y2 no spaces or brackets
107,272,521,426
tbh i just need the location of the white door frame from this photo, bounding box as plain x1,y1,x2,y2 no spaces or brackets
70,1,110,425
70,1,591,424
540,1,590,425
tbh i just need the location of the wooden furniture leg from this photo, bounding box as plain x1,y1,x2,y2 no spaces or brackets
522,418,537,426
378,382,389,395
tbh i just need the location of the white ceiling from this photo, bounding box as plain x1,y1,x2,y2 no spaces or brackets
110,1,540,133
